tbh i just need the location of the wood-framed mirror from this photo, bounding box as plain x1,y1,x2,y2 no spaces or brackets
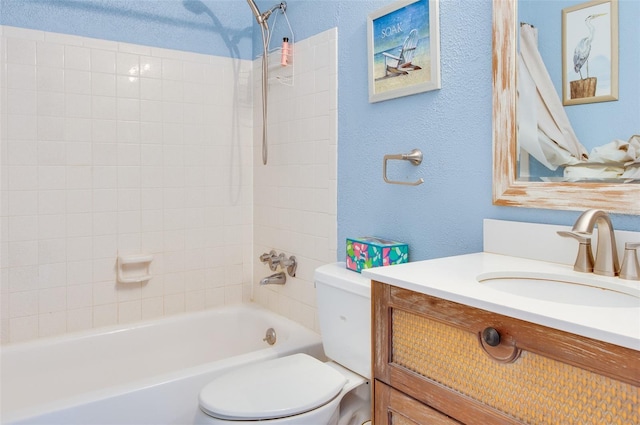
492,0,639,214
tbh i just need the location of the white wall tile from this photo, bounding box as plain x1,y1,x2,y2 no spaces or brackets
161,59,183,81
66,212,92,237
38,190,66,214
92,96,117,120
117,75,139,99
65,70,91,95
252,31,337,333
8,141,37,165
9,315,38,342
7,38,36,65
39,286,67,312
65,93,92,118
2,26,263,343
67,236,93,261
116,52,139,76
8,240,38,267
67,260,93,285
7,63,36,90
118,300,141,323
38,141,66,165
7,88,36,115
117,98,140,121
91,49,116,74
38,214,66,239
92,73,116,97
67,307,93,332
7,114,37,140
37,42,64,68
65,162,92,184
92,119,117,143
38,263,66,289
140,78,162,101
163,293,184,315
38,238,66,264
141,297,163,319
65,45,90,71
139,56,161,79
38,166,66,190
9,290,38,318
38,311,67,337
93,303,117,327
67,284,92,309
8,266,39,292
37,91,65,117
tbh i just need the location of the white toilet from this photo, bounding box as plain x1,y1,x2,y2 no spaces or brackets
195,262,371,425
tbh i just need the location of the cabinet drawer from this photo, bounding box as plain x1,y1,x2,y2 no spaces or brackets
373,281,640,425
375,380,461,425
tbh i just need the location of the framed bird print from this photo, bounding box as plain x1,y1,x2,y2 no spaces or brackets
562,0,618,105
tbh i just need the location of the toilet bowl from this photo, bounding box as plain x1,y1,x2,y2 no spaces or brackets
196,263,371,425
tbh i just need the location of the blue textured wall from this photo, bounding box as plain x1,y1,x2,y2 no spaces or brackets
0,0,254,59
1,0,638,262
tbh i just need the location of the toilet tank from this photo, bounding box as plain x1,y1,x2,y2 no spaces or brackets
314,263,371,379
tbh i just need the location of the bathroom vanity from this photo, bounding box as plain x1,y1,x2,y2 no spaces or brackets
364,220,640,425
371,281,639,424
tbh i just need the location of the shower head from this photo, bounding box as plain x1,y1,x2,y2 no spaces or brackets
246,0,286,27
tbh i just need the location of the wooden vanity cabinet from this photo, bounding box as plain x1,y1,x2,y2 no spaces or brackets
372,281,640,425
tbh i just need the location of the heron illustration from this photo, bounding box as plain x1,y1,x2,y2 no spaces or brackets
573,12,607,79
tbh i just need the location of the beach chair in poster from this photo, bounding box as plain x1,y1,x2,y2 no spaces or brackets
382,29,422,77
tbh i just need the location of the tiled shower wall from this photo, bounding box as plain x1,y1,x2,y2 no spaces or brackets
252,29,338,333
0,25,338,343
0,26,255,343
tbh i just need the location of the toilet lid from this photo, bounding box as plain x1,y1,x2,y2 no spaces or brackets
199,353,347,420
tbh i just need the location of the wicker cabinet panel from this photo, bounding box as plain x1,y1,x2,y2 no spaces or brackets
392,308,639,425
373,281,640,425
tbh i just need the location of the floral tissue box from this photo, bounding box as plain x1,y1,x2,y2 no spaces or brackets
346,237,408,273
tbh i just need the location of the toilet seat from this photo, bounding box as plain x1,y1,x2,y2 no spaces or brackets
199,353,347,421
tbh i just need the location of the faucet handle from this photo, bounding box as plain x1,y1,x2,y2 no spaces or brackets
557,231,594,273
259,250,279,271
620,242,640,281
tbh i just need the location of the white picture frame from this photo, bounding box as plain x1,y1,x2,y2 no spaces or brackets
367,0,441,103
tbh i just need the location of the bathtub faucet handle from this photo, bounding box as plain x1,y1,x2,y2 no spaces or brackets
278,253,297,277
259,250,279,271
259,250,296,276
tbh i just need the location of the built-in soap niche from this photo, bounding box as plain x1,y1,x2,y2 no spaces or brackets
117,254,153,284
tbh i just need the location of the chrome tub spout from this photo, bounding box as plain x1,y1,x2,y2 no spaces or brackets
260,271,286,285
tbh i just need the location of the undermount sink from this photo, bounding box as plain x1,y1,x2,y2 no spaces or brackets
477,272,640,308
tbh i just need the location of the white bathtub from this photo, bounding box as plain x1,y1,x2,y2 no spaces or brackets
1,304,323,425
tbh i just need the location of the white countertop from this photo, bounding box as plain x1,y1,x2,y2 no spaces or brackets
363,252,640,351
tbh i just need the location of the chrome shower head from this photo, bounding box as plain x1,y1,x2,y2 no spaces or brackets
246,0,286,27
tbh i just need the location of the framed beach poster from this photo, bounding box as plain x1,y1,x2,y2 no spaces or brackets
367,0,440,103
562,0,618,105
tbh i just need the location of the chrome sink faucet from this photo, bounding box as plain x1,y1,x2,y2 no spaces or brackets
559,209,619,277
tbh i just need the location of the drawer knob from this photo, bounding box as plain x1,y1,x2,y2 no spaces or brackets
482,327,501,347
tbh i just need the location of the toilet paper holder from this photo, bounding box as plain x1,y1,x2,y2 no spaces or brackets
382,149,424,186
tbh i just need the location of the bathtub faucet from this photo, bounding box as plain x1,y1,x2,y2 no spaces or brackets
259,250,297,277
260,271,287,285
